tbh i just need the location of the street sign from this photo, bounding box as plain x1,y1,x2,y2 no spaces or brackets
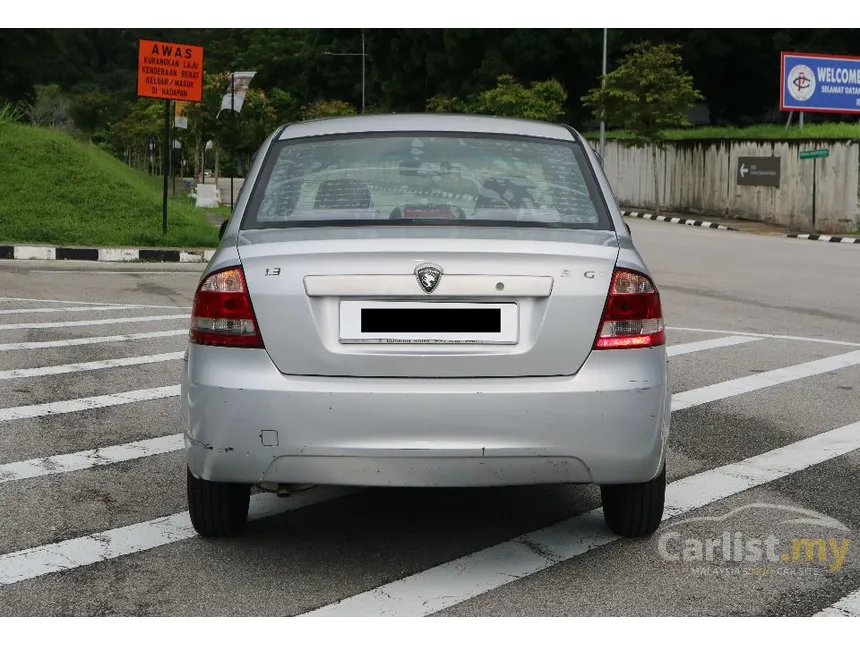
800,149,829,160
137,38,204,237
781,52,860,115
737,157,781,187
137,39,204,103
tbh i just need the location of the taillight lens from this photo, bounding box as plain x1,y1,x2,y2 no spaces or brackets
189,266,263,348
594,269,665,349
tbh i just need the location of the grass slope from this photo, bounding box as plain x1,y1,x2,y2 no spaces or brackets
0,123,219,248
582,122,860,141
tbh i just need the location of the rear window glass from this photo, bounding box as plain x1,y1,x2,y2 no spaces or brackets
241,133,611,230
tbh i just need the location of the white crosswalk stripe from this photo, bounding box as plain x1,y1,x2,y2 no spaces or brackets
0,306,138,315
814,589,860,617
0,487,355,586
0,385,180,422
0,329,188,352
0,352,184,380
0,314,188,331
1,297,859,617
0,434,185,483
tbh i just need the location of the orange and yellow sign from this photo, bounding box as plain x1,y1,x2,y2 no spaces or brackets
137,39,204,102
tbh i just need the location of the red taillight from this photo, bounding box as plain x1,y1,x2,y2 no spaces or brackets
593,269,665,350
189,266,263,348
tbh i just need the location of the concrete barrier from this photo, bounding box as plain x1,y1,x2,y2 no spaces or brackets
194,184,221,208
598,139,860,234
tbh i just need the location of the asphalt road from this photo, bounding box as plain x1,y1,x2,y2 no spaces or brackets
0,219,859,617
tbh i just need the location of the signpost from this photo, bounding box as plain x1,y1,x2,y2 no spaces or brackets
137,39,204,234
780,51,854,233
799,148,830,234
781,52,860,115
736,157,781,187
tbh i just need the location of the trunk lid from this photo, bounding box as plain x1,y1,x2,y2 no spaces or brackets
237,227,619,378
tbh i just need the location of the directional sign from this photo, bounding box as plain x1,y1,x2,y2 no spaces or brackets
137,39,204,103
737,157,781,187
781,51,860,114
800,149,829,160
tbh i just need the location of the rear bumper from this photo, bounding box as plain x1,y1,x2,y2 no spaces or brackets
180,345,671,487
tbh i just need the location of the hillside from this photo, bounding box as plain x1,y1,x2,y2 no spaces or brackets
0,123,219,248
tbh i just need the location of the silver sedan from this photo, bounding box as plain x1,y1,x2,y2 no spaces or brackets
180,114,671,540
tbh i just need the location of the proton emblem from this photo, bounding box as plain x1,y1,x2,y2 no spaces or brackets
415,263,443,294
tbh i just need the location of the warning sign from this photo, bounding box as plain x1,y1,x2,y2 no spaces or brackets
137,39,204,102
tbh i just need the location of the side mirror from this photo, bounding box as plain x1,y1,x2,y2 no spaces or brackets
219,219,229,240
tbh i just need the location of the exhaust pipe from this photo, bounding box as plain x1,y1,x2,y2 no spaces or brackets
259,482,317,497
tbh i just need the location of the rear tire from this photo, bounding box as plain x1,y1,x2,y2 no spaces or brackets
600,465,666,538
187,467,251,538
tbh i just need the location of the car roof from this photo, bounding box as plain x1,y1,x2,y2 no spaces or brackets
277,113,578,143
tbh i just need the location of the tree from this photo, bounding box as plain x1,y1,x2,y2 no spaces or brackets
25,84,74,131
581,42,703,213
300,99,357,120
473,74,567,122
425,94,468,113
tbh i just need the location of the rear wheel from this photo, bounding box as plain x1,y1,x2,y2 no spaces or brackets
600,464,666,538
187,467,251,538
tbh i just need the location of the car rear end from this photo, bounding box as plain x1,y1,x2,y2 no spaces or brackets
180,115,670,538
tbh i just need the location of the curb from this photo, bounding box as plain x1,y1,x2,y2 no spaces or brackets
785,233,860,245
621,210,740,232
0,244,215,263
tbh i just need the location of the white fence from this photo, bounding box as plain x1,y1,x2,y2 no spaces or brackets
599,140,860,233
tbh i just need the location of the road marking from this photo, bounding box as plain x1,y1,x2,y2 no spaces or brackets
0,297,190,309
0,352,184,381
0,306,140,316
301,420,860,616
0,385,180,422
814,589,860,617
667,335,761,356
667,326,860,349
0,487,355,586
0,435,185,483
0,329,188,352
671,350,860,411
0,314,188,331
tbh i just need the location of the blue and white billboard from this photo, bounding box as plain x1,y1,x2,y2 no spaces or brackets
781,52,860,114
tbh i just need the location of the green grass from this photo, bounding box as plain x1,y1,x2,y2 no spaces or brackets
0,123,219,248
582,122,860,141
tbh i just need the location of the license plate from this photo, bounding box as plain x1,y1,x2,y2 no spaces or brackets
339,301,519,344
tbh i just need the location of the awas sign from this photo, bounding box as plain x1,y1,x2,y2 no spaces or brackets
137,39,204,102
781,52,860,114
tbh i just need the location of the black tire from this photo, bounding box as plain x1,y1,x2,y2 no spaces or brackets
600,464,666,538
187,467,251,538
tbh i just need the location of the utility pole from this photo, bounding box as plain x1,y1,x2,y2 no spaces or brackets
599,28,608,161
324,29,367,113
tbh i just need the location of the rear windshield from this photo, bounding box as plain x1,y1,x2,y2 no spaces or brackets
240,132,612,230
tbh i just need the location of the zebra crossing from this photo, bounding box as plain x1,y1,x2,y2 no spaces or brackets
1,294,859,616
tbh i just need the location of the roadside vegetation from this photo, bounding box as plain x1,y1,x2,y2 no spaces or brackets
0,122,218,248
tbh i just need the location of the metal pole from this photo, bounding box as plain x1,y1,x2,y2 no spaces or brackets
361,30,366,114
811,157,817,234
162,100,170,235
799,111,804,131
230,73,235,210
170,114,176,197
599,28,608,160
